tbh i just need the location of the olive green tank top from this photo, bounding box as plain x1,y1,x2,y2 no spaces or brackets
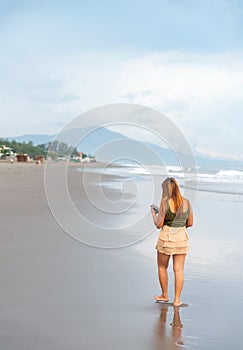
164,201,191,227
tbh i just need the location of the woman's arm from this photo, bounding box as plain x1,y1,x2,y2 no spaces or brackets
186,209,193,227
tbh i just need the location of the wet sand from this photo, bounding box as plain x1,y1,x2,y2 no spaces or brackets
0,162,243,349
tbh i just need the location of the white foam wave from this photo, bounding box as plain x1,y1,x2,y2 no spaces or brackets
167,165,183,172
197,169,243,184
76,165,243,194
217,170,243,176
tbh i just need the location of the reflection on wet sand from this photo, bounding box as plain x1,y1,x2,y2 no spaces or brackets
153,304,185,349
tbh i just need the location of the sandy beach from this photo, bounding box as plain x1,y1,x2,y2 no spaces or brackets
0,161,243,349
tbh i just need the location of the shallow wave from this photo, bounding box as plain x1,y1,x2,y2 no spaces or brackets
182,184,243,196
217,169,243,176
75,165,243,195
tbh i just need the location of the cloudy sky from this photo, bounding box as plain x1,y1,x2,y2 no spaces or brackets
1,0,243,160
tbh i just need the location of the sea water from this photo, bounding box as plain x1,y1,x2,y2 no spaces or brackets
77,163,243,195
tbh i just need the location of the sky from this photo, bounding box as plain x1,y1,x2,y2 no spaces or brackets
0,0,243,160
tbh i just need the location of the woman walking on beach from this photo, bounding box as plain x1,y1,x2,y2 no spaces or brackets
151,177,193,306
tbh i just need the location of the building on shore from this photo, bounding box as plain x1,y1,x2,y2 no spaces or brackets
16,154,28,162
0,145,15,159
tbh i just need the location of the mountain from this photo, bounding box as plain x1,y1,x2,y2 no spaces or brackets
6,128,188,166
7,134,55,145
194,153,243,171
7,127,127,151
6,128,243,171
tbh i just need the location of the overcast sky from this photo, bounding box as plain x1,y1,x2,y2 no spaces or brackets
1,0,243,160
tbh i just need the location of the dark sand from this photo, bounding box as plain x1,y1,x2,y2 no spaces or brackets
0,162,243,349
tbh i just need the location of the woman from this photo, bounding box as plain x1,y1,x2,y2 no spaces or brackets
151,177,193,306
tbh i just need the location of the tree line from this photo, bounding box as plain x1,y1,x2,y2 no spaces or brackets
0,138,81,159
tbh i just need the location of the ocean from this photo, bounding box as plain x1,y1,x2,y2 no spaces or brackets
77,163,243,196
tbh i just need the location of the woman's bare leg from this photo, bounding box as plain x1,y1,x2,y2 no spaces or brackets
154,252,171,301
172,254,186,306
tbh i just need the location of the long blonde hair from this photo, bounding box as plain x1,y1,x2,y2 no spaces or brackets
159,177,183,216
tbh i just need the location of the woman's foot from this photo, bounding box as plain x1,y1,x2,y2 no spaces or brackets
154,295,169,302
173,300,183,307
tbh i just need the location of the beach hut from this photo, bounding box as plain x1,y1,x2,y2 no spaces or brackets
16,154,28,162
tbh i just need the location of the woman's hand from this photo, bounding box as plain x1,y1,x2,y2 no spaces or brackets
151,206,157,217
150,206,164,229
